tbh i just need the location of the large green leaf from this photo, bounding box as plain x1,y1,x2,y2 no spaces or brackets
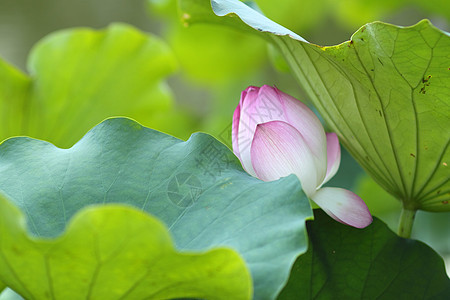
0,23,197,146
181,0,450,212
0,194,251,299
0,117,312,300
278,209,450,299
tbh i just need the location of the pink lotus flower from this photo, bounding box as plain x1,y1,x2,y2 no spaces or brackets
232,85,372,228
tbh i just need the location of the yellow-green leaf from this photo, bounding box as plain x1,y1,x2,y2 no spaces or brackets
0,194,251,299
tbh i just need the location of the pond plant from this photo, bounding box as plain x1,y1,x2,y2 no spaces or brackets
0,0,449,299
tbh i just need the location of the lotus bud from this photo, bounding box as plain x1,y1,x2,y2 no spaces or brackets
232,85,372,228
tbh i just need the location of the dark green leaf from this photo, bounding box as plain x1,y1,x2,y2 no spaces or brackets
278,209,450,299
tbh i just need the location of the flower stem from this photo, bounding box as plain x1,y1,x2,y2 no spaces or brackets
397,207,416,238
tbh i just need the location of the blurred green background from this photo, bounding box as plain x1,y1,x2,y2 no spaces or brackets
0,0,448,273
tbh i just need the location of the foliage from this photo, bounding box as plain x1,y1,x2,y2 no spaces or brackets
0,194,251,299
279,209,450,299
0,118,448,299
148,0,267,85
255,0,450,32
0,23,197,146
181,0,450,213
0,118,312,299
0,1,448,299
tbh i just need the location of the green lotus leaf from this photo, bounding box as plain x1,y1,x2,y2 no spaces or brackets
181,0,450,212
278,209,450,299
0,194,251,299
0,23,197,146
0,117,312,300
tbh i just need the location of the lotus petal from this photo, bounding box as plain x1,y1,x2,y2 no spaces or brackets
250,120,319,196
311,187,372,228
